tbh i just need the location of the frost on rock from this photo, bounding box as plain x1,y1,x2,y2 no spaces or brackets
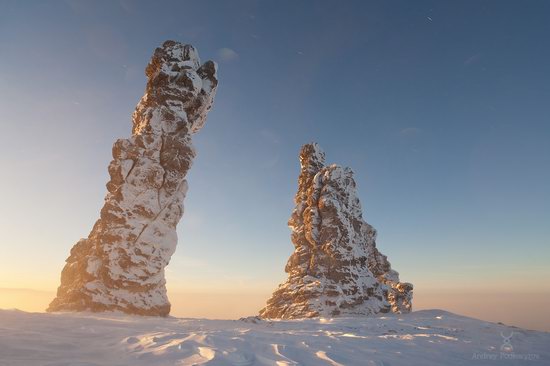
48,41,218,316
260,143,413,319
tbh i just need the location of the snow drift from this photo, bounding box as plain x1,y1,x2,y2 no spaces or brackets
0,309,547,366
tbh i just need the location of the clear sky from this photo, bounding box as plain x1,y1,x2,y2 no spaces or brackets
0,1,549,330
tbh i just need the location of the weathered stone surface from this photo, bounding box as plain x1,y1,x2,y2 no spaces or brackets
48,41,218,316
260,143,412,319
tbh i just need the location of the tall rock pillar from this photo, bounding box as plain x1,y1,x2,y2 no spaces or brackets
260,143,413,318
48,41,218,316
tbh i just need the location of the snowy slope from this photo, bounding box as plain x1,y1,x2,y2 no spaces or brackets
0,309,547,366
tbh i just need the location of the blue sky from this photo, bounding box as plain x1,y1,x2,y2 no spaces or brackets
0,0,549,327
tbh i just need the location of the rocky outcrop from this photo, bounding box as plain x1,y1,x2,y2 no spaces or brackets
260,143,412,319
48,41,218,316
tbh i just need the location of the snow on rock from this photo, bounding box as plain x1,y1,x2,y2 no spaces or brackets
47,41,218,316
1,309,547,366
260,143,413,319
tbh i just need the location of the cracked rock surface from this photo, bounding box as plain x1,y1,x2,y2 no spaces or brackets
48,41,218,316
260,143,413,319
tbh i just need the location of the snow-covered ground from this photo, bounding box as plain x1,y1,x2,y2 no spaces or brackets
0,309,547,366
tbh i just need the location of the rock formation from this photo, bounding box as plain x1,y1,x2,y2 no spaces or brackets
260,143,413,319
48,41,218,316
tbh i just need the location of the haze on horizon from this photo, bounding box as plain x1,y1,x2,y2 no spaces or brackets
0,1,549,331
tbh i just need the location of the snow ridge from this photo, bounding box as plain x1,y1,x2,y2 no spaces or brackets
48,41,218,316
260,143,413,319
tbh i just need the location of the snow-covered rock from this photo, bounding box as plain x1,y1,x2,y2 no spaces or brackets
1,309,547,366
48,41,218,316
260,143,413,319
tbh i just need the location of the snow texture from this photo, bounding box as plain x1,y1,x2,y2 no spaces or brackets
48,41,218,316
0,309,547,366
260,143,413,319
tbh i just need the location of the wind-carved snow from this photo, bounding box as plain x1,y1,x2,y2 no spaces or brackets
1,309,547,366
47,41,218,316
260,143,413,319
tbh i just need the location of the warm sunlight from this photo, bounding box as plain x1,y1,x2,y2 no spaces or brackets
0,1,548,365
